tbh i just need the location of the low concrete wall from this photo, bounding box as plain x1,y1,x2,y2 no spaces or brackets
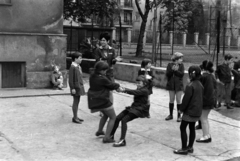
81,59,189,89
114,62,189,89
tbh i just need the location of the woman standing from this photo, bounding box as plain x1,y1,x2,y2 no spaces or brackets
165,52,185,122
196,60,216,143
94,32,121,81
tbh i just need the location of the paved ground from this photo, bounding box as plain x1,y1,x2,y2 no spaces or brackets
0,74,240,161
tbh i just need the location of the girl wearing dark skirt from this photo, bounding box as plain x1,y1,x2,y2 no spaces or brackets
165,52,185,122
196,60,216,143
87,61,120,143
174,66,203,155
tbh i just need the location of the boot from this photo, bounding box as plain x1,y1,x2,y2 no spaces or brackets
165,103,174,121
177,104,182,122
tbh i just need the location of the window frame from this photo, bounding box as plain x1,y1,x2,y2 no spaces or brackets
0,0,12,6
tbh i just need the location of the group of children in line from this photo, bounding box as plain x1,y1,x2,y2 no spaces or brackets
66,32,240,154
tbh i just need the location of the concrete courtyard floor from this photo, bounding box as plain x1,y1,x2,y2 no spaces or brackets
0,74,240,161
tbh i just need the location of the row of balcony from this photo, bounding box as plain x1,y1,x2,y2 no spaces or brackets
119,2,133,8
82,18,133,26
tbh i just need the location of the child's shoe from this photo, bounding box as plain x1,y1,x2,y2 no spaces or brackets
173,149,188,155
186,147,194,153
177,115,182,122
102,138,115,143
95,131,105,137
72,118,82,124
196,135,212,143
113,139,126,147
165,115,173,121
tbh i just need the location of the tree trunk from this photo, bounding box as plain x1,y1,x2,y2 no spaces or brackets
136,14,149,57
135,0,151,57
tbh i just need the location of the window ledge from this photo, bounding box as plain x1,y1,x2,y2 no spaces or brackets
0,3,12,6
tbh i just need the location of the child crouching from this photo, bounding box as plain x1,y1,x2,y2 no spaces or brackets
110,75,151,147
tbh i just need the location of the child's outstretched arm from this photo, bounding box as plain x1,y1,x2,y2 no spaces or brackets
102,77,120,90
123,88,149,96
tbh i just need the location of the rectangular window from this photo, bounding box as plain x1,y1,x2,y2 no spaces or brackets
0,0,11,5
124,11,132,24
124,0,132,7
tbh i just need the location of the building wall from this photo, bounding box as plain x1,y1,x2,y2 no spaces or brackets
0,0,66,88
0,0,63,34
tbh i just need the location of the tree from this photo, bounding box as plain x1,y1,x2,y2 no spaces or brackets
161,0,192,34
64,0,117,26
135,0,162,57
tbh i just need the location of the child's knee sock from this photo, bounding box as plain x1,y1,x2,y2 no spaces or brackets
177,104,181,118
169,103,174,116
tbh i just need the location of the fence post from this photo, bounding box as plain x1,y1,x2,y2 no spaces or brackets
205,33,210,46
237,35,240,49
194,32,199,46
112,27,116,41
182,32,186,47
227,35,231,48
127,28,132,47
169,31,173,46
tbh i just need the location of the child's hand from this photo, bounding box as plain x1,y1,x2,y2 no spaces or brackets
216,79,224,85
115,56,123,62
229,62,234,70
117,87,124,92
172,64,179,71
71,89,76,94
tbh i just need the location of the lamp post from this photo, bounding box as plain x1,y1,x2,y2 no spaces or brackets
159,12,162,67
171,1,174,55
119,15,122,56
216,11,220,68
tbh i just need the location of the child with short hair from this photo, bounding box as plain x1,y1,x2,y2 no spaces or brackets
69,52,85,124
138,58,154,118
215,54,234,109
51,65,63,90
110,75,151,147
174,66,203,155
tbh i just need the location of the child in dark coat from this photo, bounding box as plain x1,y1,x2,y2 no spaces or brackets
110,75,151,147
88,61,120,143
165,52,185,122
231,67,240,107
196,60,216,143
174,66,203,155
69,52,85,124
138,58,154,118
215,54,234,109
